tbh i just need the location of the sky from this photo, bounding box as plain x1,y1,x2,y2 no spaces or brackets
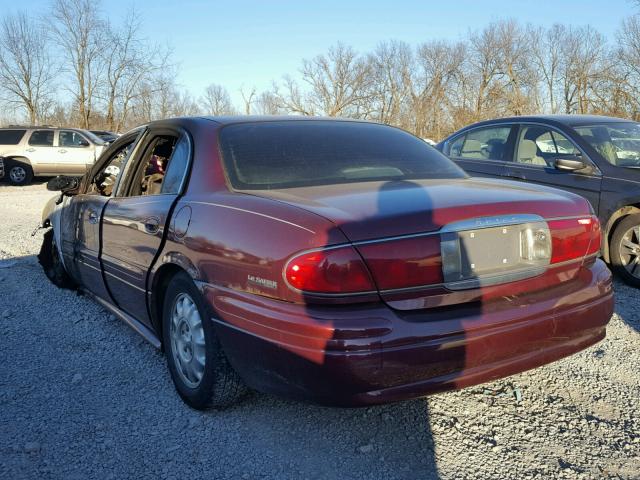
1,0,637,105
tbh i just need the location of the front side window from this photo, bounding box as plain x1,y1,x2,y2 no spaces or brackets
60,130,89,147
28,130,54,146
220,121,465,190
514,126,580,167
89,139,136,196
574,123,640,168
449,126,512,161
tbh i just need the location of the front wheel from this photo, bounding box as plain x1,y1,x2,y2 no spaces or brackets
38,229,75,289
6,160,33,186
610,214,640,288
162,272,248,409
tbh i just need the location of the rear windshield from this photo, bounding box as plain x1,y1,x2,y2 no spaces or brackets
219,121,466,190
0,129,26,145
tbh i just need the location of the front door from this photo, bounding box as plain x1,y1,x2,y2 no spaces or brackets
57,130,95,175
100,131,191,326
60,133,142,301
504,125,602,214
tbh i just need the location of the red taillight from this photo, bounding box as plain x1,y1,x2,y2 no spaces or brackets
356,236,443,290
284,246,375,294
548,215,601,264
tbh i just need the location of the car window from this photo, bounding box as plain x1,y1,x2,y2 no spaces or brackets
88,139,136,196
574,123,640,168
128,135,180,196
514,126,580,167
450,126,511,161
28,130,54,147
220,121,465,190
160,137,189,194
0,129,26,145
60,130,90,147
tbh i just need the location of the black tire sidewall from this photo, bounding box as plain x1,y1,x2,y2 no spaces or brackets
610,214,640,288
162,272,221,409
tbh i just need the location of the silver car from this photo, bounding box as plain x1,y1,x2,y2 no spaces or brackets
0,127,106,185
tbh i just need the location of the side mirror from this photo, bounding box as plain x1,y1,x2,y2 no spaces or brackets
79,140,90,147
554,158,588,172
47,175,79,192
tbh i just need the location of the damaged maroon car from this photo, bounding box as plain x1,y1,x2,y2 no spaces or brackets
40,117,614,409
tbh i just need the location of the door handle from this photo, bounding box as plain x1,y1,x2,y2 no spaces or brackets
88,210,99,224
58,149,67,153
26,148,35,152
143,217,160,234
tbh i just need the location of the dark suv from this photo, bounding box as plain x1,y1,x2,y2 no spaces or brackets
437,115,640,287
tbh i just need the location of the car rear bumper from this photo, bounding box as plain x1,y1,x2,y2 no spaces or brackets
204,259,614,407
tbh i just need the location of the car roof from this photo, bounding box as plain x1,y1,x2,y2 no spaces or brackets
198,115,374,126
464,114,633,130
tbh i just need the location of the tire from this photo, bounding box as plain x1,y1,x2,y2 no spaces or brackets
610,214,640,288
6,160,33,186
38,229,76,289
162,272,248,409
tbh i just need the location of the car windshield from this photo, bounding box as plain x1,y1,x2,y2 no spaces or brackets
574,122,640,169
81,130,106,145
219,121,466,190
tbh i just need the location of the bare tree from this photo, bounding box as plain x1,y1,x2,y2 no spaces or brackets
50,0,106,129
239,85,256,115
366,40,413,125
0,12,55,124
201,83,235,115
102,9,170,131
282,43,373,117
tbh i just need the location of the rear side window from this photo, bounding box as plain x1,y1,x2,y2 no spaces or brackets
449,126,512,161
28,130,54,146
0,129,26,145
219,121,465,190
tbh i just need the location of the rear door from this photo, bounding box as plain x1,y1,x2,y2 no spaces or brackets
445,124,516,178
25,129,56,174
100,128,191,326
503,124,602,214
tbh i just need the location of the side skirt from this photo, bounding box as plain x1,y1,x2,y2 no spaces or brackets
82,288,162,349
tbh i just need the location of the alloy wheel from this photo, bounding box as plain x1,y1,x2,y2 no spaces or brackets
9,166,26,184
619,224,640,280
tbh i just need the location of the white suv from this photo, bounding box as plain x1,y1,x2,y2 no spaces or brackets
0,127,106,185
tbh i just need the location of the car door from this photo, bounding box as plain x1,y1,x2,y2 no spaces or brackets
503,124,602,214
444,124,517,178
100,128,191,327
24,129,56,174
59,131,144,302
57,130,95,175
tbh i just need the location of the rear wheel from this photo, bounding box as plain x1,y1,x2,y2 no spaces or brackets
6,160,33,186
162,272,248,409
610,214,640,288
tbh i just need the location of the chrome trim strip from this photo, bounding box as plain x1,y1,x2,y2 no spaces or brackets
189,201,316,234
103,269,146,293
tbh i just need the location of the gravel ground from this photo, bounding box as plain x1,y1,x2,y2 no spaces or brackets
0,182,638,480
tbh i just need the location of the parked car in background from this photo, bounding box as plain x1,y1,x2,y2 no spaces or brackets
437,115,640,288
90,130,119,143
40,116,613,410
0,127,106,185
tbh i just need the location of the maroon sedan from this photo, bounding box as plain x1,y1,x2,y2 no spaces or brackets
40,117,613,409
